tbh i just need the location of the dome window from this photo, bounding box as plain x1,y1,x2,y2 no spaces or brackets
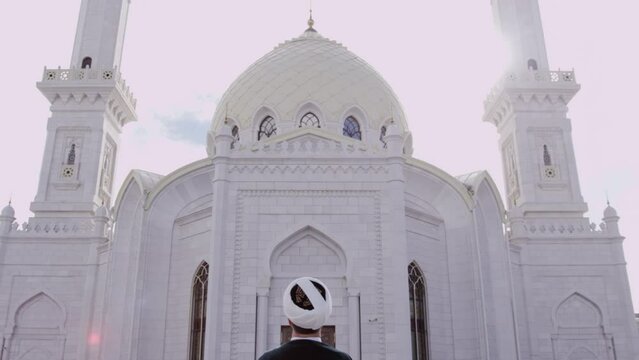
343,116,362,140
299,112,320,128
528,59,538,71
380,126,388,148
258,116,277,140
231,125,240,149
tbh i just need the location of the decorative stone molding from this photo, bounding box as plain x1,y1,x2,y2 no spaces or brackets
4,217,110,238
483,70,580,128
506,217,616,239
231,130,386,157
227,163,388,176
37,67,137,128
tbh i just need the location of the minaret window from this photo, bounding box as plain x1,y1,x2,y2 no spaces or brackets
231,125,240,149
408,262,429,360
380,126,388,148
190,262,209,360
67,144,76,165
343,116,362,140
258,116,277,140
528,59,538,71
543,145,552,166
81,57,92,69
299,112,320,128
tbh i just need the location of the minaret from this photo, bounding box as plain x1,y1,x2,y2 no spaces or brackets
70,0,131,69
484,0,587,217
32,0,136,218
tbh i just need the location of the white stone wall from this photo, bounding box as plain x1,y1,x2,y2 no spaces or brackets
0,233,105,360
511,235,639,360
163,196,212,360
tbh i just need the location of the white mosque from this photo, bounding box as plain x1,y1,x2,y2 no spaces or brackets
0,0,638,359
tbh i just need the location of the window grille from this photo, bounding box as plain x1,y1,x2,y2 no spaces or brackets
380,126,388,148
231,125,240,149
343,116,362,140
408,262,429,360
299,112,320,128
190,262,209,360
258,116,277,140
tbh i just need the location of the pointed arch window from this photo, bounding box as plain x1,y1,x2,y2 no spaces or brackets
299,112,320,128
380,125,388,148
258,116,277,140
343,116,362,140
190,262,209,360
67,144,76,165
543,145,552,166
231,125,240,149
408,262,429,360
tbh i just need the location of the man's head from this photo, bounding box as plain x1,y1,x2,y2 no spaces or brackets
283,277,332,332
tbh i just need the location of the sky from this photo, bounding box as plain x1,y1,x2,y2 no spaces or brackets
0,0,638,310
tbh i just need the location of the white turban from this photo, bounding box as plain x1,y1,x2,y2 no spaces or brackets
283,277,332,330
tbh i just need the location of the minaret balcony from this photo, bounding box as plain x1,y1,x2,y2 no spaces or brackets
483,69,581,128
37,67,138,128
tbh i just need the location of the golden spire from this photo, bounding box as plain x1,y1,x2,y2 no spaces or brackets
306,0,316,32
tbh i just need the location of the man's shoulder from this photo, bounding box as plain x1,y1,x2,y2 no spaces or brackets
258,341,352,360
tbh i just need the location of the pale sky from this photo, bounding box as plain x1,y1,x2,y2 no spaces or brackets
0,0,637,310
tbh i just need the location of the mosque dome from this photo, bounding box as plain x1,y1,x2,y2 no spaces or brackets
603,204,618,218
211,25,408,147
1,203,15,218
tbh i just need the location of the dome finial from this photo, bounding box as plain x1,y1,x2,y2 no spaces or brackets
306,1,316,32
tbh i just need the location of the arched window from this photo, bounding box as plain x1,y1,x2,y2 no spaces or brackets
343,116,362,140
190,262,209,360
380,126,388,148
67,144,76,165
543,145,552,166
258,116,277,140
82,57,92,69
231,125,240,149
408,262,429,360
528,59,538,71
299,112,320,128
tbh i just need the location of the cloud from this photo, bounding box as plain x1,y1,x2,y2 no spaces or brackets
158,112,209,146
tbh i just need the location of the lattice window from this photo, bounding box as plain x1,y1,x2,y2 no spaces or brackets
408,262,429,360
231,125,240,149
258,116,277,140
343,116,362,140
380,126,388,148
190,262,209,360
299,112,320,128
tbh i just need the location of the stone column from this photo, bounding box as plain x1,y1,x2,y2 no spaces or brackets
255,288,270,358
348,289,361,360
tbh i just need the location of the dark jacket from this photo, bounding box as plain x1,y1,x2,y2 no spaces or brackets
258,340,352,360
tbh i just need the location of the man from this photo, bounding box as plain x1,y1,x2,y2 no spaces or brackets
259,277,352,360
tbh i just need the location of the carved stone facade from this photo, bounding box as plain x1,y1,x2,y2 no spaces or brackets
0,0,638,359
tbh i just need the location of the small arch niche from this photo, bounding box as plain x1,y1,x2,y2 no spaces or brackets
270,226,346,277
567,347,598,360
527,59,538,71
81,57,93,69
555,293,602,329
14,292,65,330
